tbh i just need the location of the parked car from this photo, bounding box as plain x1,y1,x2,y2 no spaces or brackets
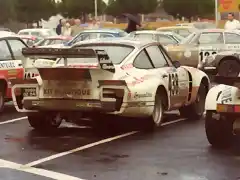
166,29,240,68
17,28,57,42
128,30,184,45
34,36,72,47
66,29,128,46
205,75,240,148
10,38,209,132
0,32,28,111
17,35,40,46
176,22,216,29
157,26,198,37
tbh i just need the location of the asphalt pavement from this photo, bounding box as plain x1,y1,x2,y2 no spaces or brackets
0,103,239,180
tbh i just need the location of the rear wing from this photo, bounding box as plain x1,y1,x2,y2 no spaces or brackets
22,47,115,73
214,76,240,88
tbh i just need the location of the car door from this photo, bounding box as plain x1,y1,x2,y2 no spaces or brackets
7,39,27,79
224,32,240,52
145,45,189,109
197,32,224,66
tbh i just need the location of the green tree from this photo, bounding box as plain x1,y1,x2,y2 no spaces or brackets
15,0,57,25
162,0,214,20
106,0,158,16
58,0,106,18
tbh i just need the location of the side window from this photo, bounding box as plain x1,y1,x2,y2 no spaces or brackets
177,29,191,37
157,35,178,45
198,32,224,44
8,39,27,59
99,33,114,38
0,40,12,60
133,50,153,69
146,46,168,68
31,32,40,37
225,33,240,44
19,32,29,35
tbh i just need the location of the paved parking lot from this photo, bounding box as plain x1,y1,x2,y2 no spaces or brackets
0,103,239,180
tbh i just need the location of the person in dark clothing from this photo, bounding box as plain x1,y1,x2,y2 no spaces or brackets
56,19,62,35
125,20,137,33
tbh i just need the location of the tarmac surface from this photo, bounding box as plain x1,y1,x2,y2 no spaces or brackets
0,103,239,180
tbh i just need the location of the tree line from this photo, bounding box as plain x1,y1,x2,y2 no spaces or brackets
0,0,214,25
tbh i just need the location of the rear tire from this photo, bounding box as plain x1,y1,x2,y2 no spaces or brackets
28,113,62,131
0,86,5,113
179,82,207,120
205,111,234,148
218,59,240,77
144,89,166,132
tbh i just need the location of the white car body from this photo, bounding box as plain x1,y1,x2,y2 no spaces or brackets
11,39,210,118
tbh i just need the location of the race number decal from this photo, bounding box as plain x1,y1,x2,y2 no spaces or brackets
168,73,179,96
199,51,217,62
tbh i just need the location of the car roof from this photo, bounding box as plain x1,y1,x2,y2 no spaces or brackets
73,37,157,48
158,26,195,29
80,29,124,34
133,30,176,35
46,36,71,40
18,28,52,32
0,31,18,38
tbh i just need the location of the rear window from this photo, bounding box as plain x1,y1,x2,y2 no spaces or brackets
134,34,154,40
57,45,134,65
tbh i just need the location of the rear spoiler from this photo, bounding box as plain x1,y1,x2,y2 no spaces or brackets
22,47,115,73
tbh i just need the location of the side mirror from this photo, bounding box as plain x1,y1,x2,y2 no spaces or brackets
172,61,181,68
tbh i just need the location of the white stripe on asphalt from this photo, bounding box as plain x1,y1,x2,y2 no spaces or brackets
24,118,186,167
0,159,85,180
0,116,27,125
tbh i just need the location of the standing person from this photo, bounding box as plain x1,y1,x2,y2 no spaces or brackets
56,19,65,35
61,22,72,36
88,18,100,29
71,19,83,37
224,13,240,30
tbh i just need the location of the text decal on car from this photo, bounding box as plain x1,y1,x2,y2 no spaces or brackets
95,50,115,73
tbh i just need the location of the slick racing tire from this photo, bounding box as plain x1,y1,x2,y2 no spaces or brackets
179,82,207,120
218,59,240,77
144,88,166,132
28,113,62,131
205,111,234,149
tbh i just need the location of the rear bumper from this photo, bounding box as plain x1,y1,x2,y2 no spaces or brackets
22,99,117,112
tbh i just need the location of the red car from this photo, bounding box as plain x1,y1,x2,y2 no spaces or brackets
17,35,41,46
0,33,27,111
34,36,72,47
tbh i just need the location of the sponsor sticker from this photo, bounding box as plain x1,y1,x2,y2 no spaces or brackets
134,92,152,99
221,87,232,104
43,88,91,96
0,62,16,69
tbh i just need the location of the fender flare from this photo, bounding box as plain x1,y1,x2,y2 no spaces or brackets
205,84,226,111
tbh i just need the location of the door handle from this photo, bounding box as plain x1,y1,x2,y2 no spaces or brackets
162,74,168,78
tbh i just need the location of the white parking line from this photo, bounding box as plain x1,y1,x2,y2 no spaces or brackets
0,159,85,180
24,118,186,167
0,116,27,125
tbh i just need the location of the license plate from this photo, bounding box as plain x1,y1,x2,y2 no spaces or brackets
23,88,37,97
43,88,91,97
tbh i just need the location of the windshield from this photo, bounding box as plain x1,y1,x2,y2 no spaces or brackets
180,32,197,44
56,45,134,65
43,29,57,36
37,39,68,46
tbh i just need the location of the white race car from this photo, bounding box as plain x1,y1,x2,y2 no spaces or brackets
205,76,240,148
11,38,210,132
